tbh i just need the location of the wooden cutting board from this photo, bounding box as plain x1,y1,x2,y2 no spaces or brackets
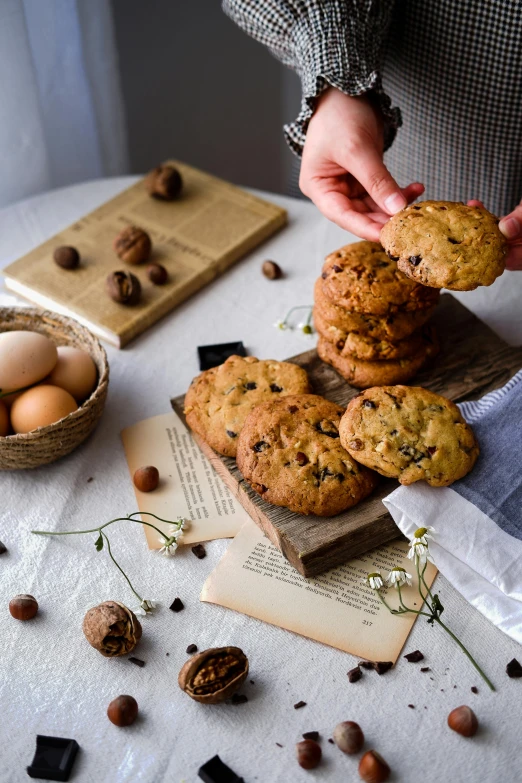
172,294,522,577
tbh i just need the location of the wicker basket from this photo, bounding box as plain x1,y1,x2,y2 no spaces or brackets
0,308,109,470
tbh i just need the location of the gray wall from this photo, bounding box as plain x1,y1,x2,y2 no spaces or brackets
111,0,302,194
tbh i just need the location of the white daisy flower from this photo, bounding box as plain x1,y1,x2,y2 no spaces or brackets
407,527,436,564
135,599,158,616
366,572,385,590
297,322,313,335
158,536,178,556
386,567,413,588
274,319,288,331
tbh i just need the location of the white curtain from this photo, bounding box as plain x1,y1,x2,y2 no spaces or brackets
0,0,129,209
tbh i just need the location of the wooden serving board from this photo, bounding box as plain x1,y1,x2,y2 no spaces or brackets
172,294,522,577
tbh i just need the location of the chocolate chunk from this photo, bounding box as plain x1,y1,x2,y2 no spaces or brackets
226,431,237,438
170,598,184,612
295,452,308,466
387,253,400,261
420,667,431,673
336,473,345,482
332,264,343,273
471,686,478,694
359,661,375,670
316,421,339,438
302,731,319,741
129,657,145,668
0,540,7,555
198,754,244,783
349,439,364,450
27,736,80,782
253,441,269,452
244,382,257,390
506,658,522,678
321,272,328,279
409,255,422,266
347,666,362,683
294,701,307,709
186,644,198,654
87,477,94,483
408,704,415,709
276,742,283,748
197,341,247,372
192,544,207,560
363,400,376,409
288,405,298,414
374,661,393,675
404,650,424,663
320,467,333,481
270,383,282,392
427,446,437,455
448,237,460,244
231,693,248,705
328,739,334,744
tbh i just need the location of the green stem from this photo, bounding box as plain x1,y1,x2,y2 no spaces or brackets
32,513,181,543
102,532,142,604
416,558,429,605
281,305,313,327
420,560,436,604
434,616,495,691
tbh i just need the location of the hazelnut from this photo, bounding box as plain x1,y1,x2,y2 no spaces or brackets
447,705,478,737
178,646,249,704
53,246,80,270
133,465,159,492
333,721,364,754
9,594,38,620
358,750,390,783
146,263,169,285
262,260,283,280
106,271,142,305
296,739,321,770
82,601,142,657
107,695,138,727
145,164,183,200
113,226,152,265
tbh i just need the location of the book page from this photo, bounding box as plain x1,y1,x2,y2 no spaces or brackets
121,412,250,547
202,521,437,662
3,161,287,347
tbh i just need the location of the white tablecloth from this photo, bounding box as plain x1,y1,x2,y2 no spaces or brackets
1,179,521,783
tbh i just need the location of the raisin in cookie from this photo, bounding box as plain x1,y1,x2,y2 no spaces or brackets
236,394,378,516
314,306,435,361
339,386,479,486
317,330,439,389
184,355,311,457
314,278,438,341
380,200,507,291
321,241,439,315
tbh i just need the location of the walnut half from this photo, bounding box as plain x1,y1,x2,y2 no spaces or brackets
178,646,249,704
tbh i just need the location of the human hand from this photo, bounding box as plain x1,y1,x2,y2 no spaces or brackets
468,199,522,270
300,87,424,241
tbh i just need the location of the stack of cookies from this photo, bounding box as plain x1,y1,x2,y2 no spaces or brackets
314,241,440,388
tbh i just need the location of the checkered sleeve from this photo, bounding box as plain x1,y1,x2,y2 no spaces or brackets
223,0,401,156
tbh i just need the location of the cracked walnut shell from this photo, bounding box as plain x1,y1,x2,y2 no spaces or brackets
82,601,142,657
178,646,249,704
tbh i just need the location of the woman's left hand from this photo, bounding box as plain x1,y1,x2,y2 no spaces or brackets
469,199,522,270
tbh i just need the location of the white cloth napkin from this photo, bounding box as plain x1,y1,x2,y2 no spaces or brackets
384,370,522,644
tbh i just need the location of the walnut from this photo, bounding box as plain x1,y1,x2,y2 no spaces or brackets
113,226,152,265
82,601,142,657
145,164,183,200
178,646,248,704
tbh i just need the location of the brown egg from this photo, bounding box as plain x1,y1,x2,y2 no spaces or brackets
0,401,9,436
11,385,77,434
47,346,97,402
0,331,57,391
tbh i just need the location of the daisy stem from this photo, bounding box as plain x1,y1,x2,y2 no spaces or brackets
433,616,495,691
101,532,143,604
420,559,436,604
32,512,181,543
416,558,429,605
281,305,313,327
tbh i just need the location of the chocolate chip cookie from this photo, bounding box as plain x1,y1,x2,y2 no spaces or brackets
184,355,311,457
321,241,439,315
317,330,439,389
236,394,378,516
339,386,479,486
380,201,507,291
314,306,435,361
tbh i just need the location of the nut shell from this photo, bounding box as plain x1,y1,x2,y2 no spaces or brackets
296,739,321,769
146,263,168,285
53,246,80,270
447,705,478,737
107,695,139,726
133,465,159,492
9,594,38,620
178,646,249,704
359,750,390,783
83,601,142,657
106,271,142,305
262,260,282,280
333,721,364,754
113,226,152,265
145,164,183,200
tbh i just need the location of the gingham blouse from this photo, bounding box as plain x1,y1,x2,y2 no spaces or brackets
223,0,522,216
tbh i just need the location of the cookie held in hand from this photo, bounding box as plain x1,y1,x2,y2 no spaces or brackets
339,386,479,487
236,394,378,516
380,201,506,291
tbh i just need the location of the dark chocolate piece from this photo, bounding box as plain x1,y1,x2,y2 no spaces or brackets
408,704,415,709
186,644,198,654
198,754,244,783
192,544,207,559
87,477,93,483
170,597,184,613
328,738,334,744
358,660,374,670
27,735,79,781
404,650,424,663
374,661,393,675
471,686,478,694
197,341,247,372
420,667,431,673
294,701,307,709
347,666,362,683
0,540,7,555
129,657,145,668
231,694,248,705
506,658,522,678
276,743,283,748
302,731,319,741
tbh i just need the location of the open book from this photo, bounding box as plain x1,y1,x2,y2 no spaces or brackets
3,161,287,347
